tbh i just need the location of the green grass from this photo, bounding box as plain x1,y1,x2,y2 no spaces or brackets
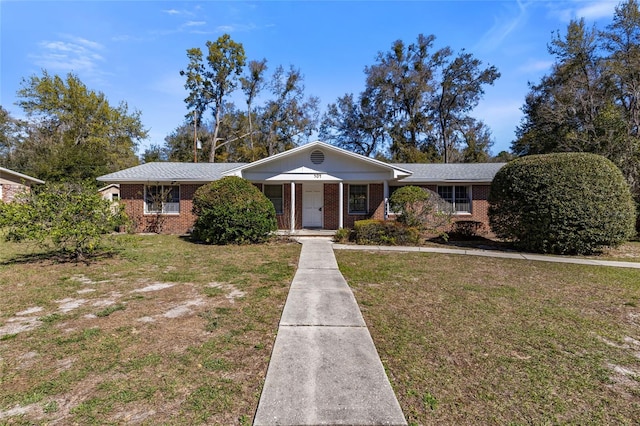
0,235,299,425
337,250,640,425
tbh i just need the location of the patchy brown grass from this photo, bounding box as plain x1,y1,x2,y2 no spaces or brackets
0,235,299,425
337,250,640,425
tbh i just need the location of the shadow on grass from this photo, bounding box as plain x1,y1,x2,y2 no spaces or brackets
0,248,119,266
427,235,517,252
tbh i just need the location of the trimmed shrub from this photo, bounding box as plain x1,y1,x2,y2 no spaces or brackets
192,176,277,244
353,219,420,246
449,220,488,240
333,228,352,243
488,153,636,254
389,186,451,234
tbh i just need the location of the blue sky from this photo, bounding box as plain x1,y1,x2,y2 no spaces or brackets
0,0,622,157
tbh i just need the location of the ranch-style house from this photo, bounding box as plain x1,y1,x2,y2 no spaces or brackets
97,141,505,234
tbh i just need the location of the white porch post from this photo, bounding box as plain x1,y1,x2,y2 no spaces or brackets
383,180,389,220
338,181,344,229
290,181,296,233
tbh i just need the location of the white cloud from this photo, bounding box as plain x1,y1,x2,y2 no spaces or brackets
30,34,105,74
476,0,531,52
576,1,617,20
184,21,206,27
548,0,617,23
517,59,554,74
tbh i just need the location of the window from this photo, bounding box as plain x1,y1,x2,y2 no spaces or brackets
264,184,283,214
145,185,180,214
437,185,471,213
348,184,368,214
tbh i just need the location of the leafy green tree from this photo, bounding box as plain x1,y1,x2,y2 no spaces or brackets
8,71,145,182
0,106,25,167
432,50,500,163
459,119,494,162
513,1,640,201
488,153,636,254
258,65,320,157
0,182,128,260
365,34,440,162
191,176,276,244
181,34,246,163
322,34,499,163
240,59,268,161
319,90,388,157
140,144,169,163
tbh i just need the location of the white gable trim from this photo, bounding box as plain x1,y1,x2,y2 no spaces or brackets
223,141,412,179
0,167,45,185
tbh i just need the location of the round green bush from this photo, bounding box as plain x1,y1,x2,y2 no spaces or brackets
389,185,451,231
488,153,636,254
192,176,277,244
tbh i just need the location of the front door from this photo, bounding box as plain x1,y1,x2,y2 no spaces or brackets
302,183,323,228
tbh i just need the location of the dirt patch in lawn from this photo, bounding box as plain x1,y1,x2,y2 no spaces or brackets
0,236,300,425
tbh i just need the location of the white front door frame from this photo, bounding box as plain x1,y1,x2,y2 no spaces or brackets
302,183,323,228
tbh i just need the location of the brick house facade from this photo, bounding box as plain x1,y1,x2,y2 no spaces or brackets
98,142,505,235
0,167,44,203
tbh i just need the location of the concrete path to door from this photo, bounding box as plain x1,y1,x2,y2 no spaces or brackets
253,238,407,426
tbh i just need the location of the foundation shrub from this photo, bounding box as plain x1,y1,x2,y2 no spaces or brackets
191,176,277,244
333,228,352,243
389,185,451,235
488,152,636,254
353,219,420,246
450,220,487,239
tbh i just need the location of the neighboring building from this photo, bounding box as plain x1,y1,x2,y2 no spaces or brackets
98,184,120,202
0,167,45,203
97,141,505,234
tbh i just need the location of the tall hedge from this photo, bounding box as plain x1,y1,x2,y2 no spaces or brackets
488,153,636,254
192,176,277,244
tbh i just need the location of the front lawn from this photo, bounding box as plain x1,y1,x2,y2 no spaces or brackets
0,235,300,425
337,250,640,425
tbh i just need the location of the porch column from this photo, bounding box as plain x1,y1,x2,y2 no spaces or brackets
338,181,344,229
383,180,389,220
290,181,296,232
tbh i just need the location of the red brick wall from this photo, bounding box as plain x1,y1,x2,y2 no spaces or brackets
118,182,493,234
0,183,30,202
369,183,385,220
324,184,340,229
120,183,202,234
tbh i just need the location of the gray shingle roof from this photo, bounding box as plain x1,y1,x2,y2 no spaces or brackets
97,162,247,183
97,160,506,184
391,162,506,183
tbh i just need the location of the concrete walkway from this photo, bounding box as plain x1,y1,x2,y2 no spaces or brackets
254,238,407,426
333,243,640,269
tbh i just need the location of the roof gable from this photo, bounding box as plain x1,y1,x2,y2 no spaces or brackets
0,167,45,185
225,141,411,181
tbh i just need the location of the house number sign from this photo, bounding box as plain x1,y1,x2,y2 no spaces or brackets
313,174,322,178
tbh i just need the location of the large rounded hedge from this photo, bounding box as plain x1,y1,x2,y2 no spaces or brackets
192,176,277,244
488,153,636,254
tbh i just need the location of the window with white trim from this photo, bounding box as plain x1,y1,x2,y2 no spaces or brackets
145,185,180,214
437,185,471,213
264,184,283,214
348,184,368,214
